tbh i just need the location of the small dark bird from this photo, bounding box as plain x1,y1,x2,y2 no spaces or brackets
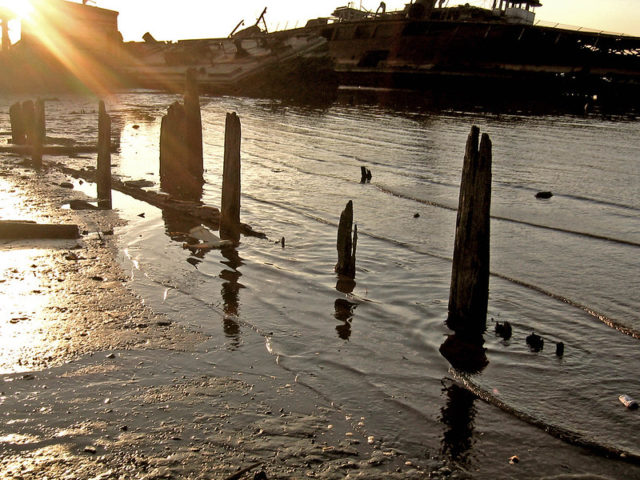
555,342,565,357
526,332,544,352
495,321,512,340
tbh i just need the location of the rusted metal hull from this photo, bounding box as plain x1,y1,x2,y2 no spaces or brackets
277,15,640,107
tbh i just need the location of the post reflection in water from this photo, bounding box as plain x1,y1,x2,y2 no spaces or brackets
334,275,357,340
161,209,243,349
333,298,358,340
440,382,478,464
438,329,487,466
219,246,244,349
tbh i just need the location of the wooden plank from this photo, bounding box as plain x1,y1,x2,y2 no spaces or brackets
0,220,79,239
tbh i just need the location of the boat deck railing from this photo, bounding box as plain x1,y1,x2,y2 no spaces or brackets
534,20,638,38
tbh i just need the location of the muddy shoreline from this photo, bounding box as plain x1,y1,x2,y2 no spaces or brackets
0,156,440,479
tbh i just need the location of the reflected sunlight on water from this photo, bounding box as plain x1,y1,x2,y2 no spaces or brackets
0,248,55,374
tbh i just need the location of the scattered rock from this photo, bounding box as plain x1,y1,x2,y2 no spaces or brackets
509,455,519,464
535,191,553,199
138,213,146,218
132,125,140,129
413,213,420,218
495,320,512,340
555,342,565,357
106,353,116,359
60,181,74,189
526,332,544,352
84,445,97,454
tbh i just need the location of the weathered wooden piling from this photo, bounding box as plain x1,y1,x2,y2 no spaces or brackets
183,69,203,180
220,112,242,240
447,126,492,336
32,99,45,168
97,100,112,209
336,200,357,279
21,100,35,145
159,72,204,200
9,102,26,145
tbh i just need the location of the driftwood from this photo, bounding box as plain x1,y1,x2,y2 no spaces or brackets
0,220,79,239
220,112,242,240
52,163,264,238
335,200,357,279
97,100,112,209
447,126,492,336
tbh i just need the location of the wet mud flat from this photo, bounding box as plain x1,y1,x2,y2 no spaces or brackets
0,156,437,479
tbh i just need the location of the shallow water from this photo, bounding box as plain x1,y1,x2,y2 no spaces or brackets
2,92,639,475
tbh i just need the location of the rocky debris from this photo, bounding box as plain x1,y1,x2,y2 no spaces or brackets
526,332,544,352
535,191,553,199
495,320,512,340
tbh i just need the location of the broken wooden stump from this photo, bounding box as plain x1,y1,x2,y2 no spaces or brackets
220,112,242,241
447,126,492,337
9,102,26,145
159,102,203,200
335,200,357,279
360,166,372,183
159,71,204,201
0,220,79,239
97,100,112,209
32,99,45,168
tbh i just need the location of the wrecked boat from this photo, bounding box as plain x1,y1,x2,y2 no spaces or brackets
122,19,338,101
274,0,640,106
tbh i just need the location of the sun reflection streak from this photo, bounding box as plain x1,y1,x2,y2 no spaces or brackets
0,248,54,374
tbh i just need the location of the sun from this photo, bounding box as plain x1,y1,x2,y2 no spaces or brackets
0,0,34,19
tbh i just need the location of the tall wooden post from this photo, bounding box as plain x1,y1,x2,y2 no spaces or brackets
97,100,112,209
9,102,25,145
184,69,203,180
447,126,492,336
22,100,35,146
160,101,190,197
336,200,357,279
32,99,45,168
220,112,241,241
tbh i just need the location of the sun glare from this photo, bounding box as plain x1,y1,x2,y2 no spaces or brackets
0,0,34,19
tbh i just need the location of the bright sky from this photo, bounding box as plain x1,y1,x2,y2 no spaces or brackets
4,0,640,43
